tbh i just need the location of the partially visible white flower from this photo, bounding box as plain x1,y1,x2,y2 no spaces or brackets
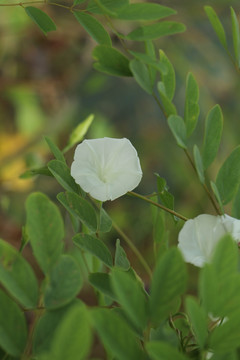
71,137,142,201
178,214,240,267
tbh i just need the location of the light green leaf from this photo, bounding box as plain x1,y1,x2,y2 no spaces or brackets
57,192,97,232
216,145,240,204
116,3,176,21
126,22,186,41
0,239,38,309
44,136,66,164
44,255,83,310
193,144,205,184
48,160,80,194
26,192,64,274
204,6,228,50
111,268,148,330
145,41,157,86
99,207,112,233
167,115,187,149
25,6,56,35
87,0,129,14
232,185,240,219
115,239,130,270
92,308,145,360
74,12,111,46
92,45,132,77
157,82,177,116
0,289,28,357
159,50,175,100
184,72,199,137
150,247,187,324
73,233,113,268
129,59,153,94
231,7,240,67
202,104,223,170
199,264,218,317
185,296,208,349
146,341,188,360
89,272,117,300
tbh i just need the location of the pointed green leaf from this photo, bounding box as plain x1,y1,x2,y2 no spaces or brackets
185,296,208,349
111,268,148,330
99,207,112,233
92,308,145,360
116,3,176,21
129,59,153,94
216,145,240,204
184,72,199,137
193,144,205,184
73,233,113,268
0,239,38,309
204,6,228,50
0,289,28,357
74,12,111,46
89,272,116,300
167,115,187,149
26,192,64,274
92,45,132,77
115,239,130,270
57,191,97,232
44,136,66,164
202,105,223,170
157,82,177,116
231,7,240,67
159,50,175,100
20,166,52,179
25,7,56,35
48,160,80,194
146,341,188,360
64,114,94,153
44,255,82,310
126,22,186,41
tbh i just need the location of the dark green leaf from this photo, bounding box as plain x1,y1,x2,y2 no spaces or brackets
26,192,64,274
212,235,238,280
146,341,188,360
87,0,129,14
129,59,153,94
167,115,187,149
44,136,66,164
89,272,116,300
232,185,240,219
111,268,148,329
116,3,176,21
199,264,218,316
129,51,166,74
48,160,80,193
99,207,112,233
184,72,199,137
73,233,113,268
231,7,240,67
0,289,27,357
0,238,38,309
193,144,205,184
126,22,186,41
115,239,130,270
25,6,56,35
145,41,157,86
204,6,228,50
74,11,111,46
202,105,223,170
92,45,132,77
159,50,175,100
57,191,97,232
20,166,52,179
44,254,82,310
216,145,240,204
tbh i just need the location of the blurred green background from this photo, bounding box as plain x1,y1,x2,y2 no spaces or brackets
0,0,240,286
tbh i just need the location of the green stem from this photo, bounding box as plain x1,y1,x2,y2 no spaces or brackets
128,191,188,222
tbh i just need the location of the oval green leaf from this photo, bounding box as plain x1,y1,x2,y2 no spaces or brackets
129,59,153,94
116,3,176,21
25,6,56,35
48,159,80,194
184,72,200,137
167,115,187,149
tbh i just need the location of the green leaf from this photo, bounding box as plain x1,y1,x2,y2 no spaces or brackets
199,264,218,316
159,50,175,101
146,341,188,360
0,239,38,309
111,268,148,330
193,144,205,184
157,82,177,116
92,308,145,360
73,233,113,268
150,247,187,324
87,0,129,14
155,174,176,222
167,115,187,149
0,289,27,357
126,22,186,41
129,51,166,75
204,6,228,50
92,45,132,77
202,105,223,170
57,191,97,232
185,296,208,349
145,41,157,86
114,239,130,270
232,185,240,219
216,145,240,204
26,192,64,274
44,254,83,310
129,59,153,94
116,3,176,21
74,11,111,46
48,160,80,194
89,272,116,300
184,72,199,137
25,7,56,35
210,181,224,214
231,7,240,67
99,207,112,233
44,136,66,164
20,166,52,179
46,303,92,360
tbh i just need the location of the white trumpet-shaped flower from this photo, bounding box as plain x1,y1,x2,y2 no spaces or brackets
71,137,142,201
178,214,240,267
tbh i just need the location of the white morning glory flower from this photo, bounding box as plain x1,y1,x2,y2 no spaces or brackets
178,214,240,267
71,137,142,201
